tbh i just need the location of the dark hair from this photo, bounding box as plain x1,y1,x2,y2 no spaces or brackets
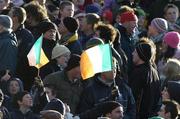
163,100,179,119
12,91,29,109
7,78,24,96
163,46,176,60
85,13,100,28
44,84,57,96
95,23,117,44
11,7,27,24
59,1,73,10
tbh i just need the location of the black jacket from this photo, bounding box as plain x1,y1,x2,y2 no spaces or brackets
15,24,35,91
129,63,161,119
116,25,135,75
0,31,18,74
11,109,39,119
78,76,136,118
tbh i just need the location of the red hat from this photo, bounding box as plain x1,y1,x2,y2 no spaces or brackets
163,31,180,48
120,12,138,23
102,9,113,24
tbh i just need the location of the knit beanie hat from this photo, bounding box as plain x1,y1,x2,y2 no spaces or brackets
63,17,79,33
150,18,168,33
136,43,153,62
167,81,180,104
100,101,122,116
37,21,57,34
51,44,70,59
43,98,65,115
0,15,13,30
135,7,146,17
65,54,80,71
163,31,180,48
120,11,138,23
79,101,122,119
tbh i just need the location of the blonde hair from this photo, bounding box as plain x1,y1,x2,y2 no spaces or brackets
163,58,180,79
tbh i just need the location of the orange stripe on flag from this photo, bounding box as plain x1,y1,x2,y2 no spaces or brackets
80,52,94,80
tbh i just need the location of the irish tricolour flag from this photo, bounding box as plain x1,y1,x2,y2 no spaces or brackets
27,35,49,69
80,44,113,80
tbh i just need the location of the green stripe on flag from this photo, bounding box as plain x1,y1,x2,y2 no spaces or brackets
34,35,43,64
99,44,112,71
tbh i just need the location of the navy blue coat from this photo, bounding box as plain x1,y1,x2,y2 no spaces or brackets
116,25,135,74
0,31,17,74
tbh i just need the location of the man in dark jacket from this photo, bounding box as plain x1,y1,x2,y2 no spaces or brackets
0,15,17,75
8,7,35,90
78,58,136,118
43,54,83,114
116,11,138,75
129,38,161,118
58,17,82,55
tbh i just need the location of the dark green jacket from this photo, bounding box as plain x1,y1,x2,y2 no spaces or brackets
43,70,83,114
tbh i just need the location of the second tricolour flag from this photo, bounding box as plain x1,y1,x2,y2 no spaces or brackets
80,44,113,80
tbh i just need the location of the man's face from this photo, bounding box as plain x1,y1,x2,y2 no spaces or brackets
45,87,56,101
72,66,81,79
56,53,70,68
60,5,74,19
44,29,56,40
123,20,137,35
108,106,124,119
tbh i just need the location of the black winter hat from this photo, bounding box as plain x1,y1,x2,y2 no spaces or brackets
79,101,122,118
136,43,152,62
63,17,79,33
43,98,65,115
37,21,57,34
65,54,80,71
85,37,104,49
167,81,180,104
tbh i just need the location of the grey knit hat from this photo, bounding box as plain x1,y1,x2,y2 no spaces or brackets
51,44,70,59
0,15,13,30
